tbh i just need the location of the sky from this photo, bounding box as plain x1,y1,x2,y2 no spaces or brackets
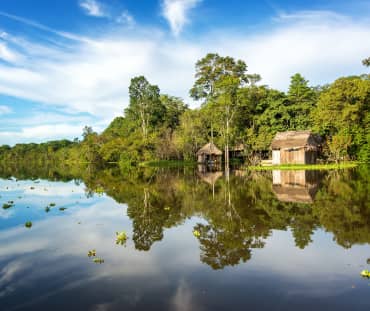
0,0,369,145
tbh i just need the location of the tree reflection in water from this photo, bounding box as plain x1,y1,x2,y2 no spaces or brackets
0,162,369,269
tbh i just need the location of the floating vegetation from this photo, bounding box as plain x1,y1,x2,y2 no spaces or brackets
367,258,370,265
45,207,51,213
8,201,14,204
193,230,201,238
164,206,171,211
115,231,128,245
95,186,105,195
88,249,96,257
361,270,370,278
30,187,35,190
3,202,14,209
59,207,67,211
49,203,56,207
93,258,104,264
25,221,32,228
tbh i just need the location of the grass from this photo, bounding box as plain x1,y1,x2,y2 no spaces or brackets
139,160,197,168
247,162,358,171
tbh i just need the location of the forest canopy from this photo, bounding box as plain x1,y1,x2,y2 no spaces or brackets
0,53,369,165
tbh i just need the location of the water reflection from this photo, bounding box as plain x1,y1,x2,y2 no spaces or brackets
272,170,323,203
0,164,369,310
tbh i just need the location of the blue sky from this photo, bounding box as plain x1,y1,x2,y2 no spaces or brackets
0,0,369,145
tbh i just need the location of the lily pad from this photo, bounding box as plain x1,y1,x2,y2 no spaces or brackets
25,221,32,228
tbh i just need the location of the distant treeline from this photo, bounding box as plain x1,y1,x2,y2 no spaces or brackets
1,53,369,165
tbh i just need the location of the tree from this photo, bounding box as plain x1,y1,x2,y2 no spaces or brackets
312,76,370,161
190,53,250,169
362,57,370,67
126,76,164,141
190,53,248,102
287,73,316,129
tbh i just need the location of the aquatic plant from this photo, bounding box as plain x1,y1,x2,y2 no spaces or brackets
88,249,96,257
193,230,201,238
115,231,128,245
49,203,56,207
2,203,13,209
93,258,104,264
59,207,67,211
360,270,370,278
25,221,32,228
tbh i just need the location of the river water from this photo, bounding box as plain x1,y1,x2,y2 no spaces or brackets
0,166,369,310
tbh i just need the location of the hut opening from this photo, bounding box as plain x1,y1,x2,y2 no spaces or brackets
197,142,222,164
271,131,322,165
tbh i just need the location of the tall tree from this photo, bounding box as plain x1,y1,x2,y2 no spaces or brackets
126,76,164,141
287,73,316,129
190,53,250,169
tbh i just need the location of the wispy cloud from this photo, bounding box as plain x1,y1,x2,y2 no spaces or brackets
0,10,369,145
161,0,202,36
116,10,136,28
0,105,12,116
79,0,106,17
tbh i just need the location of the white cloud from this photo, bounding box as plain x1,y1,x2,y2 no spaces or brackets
0,10,369,145
0,124,87,144
0,105,11,115
79,0,106,17
0,42,21,62
162,0,202,36
116,10,135,28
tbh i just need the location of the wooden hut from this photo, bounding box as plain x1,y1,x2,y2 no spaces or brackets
197,142,222,164
271,131,321,165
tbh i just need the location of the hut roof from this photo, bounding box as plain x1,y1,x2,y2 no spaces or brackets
271,131,321,150
230,144,245,152
197,142,223,156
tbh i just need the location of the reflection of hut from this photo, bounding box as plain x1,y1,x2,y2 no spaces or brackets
198,170,223,185
197,142,222,164
272,170,321,203
271,131,321,165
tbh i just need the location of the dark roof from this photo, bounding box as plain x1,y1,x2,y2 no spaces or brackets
271,131,321,150
197,142,223,156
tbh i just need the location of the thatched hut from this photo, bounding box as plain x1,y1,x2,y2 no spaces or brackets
271,131,321,165
197,142,222,164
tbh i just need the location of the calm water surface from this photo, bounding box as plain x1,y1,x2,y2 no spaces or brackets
0,165,369,311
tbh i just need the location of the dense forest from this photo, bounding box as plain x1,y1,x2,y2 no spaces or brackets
1,53,369,166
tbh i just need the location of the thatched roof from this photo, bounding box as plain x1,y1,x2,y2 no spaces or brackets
271,131,321,150
197,142,223,156
230,144,245,152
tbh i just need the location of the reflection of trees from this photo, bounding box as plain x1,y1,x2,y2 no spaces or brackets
313,167,370,248
1,163,369,269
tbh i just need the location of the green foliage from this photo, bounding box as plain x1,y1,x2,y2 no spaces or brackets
0,55,368,165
